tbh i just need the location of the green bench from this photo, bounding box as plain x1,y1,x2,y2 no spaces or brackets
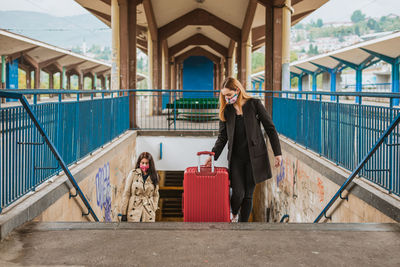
166,98,219,126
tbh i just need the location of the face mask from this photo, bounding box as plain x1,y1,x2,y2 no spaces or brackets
225,93,238,104
140,164,149,172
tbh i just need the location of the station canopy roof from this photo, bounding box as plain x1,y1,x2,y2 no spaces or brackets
290,31,400,75
0,29,147,81
75,0,328,58
251,31,400,82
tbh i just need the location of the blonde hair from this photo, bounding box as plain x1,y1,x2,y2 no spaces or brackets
219,77,251,121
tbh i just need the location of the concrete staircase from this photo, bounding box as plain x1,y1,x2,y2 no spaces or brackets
0,222,399,266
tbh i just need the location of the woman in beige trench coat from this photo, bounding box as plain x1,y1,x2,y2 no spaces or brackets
121,152,160,222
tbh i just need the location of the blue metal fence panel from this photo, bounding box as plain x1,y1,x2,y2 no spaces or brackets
0,95,129,210
273,93,400,196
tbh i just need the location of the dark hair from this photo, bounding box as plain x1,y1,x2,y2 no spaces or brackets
136,152,159,186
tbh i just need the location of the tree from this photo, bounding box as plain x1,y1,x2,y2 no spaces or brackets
316,18,323,28
295,34,303,42
290,51,298,62
367,18,380,31
354,25,360,36
251,52,265,73
71,45,82,54
294,23,303,29
351,10,365,23
307,44,318,55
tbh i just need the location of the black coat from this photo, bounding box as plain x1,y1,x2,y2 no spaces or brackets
212,98,282,184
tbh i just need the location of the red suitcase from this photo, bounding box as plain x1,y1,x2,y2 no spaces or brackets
183,151,230,222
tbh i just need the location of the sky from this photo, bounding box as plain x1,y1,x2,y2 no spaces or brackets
0,0,399,21
0,0,87,17
302,0,400,23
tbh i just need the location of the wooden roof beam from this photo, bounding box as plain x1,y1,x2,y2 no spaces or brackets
252,38,265,51
143,0,157,40
292,0,304,5
228,40,235,58
158,8,241,42
292,9,315,22
175,46,221,64
42,62,63,74
64,60,86,72
39,55,67,69
100,0,111,5
242,0,258,42
85,7,111,21
252,25,265,42
169,33,228,57
7,46,39,62
82,65,101,75
96,68,111,76
21,53,39,70
258,0,292,7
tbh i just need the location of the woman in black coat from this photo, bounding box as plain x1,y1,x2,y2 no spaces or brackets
206,77,282,222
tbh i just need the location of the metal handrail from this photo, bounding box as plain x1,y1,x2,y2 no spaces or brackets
314,111,400,223
0,91,99,221
264,90,400,98
2,89,400,98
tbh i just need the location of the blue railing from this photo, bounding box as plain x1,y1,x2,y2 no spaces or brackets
272,91,400,196
0,89,129,211
132,89,221,131
1,88,399,212
344,82,392,92
314,111,400,222
131,89,267,131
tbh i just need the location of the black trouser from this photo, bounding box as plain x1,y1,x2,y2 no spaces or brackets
230,156,256,222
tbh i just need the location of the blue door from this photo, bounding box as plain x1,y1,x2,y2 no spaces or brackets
6,59,19,102
182,56,213,98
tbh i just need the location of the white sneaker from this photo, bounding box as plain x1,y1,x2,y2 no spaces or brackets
231,214,238,223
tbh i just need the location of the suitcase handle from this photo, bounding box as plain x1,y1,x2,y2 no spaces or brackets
197,151,215,156
197,151,215,173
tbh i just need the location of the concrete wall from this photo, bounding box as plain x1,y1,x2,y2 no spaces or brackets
256,137,400,223
136,134,228,171
34,131,137,223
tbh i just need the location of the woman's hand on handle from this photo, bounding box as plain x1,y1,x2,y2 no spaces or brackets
274,155,282,168
205,156,212,167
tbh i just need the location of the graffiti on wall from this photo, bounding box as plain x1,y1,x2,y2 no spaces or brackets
317,177,324,202
292,160,298,199
276,163,285,187
95,162,112,222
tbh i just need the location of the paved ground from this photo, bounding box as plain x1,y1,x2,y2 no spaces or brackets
0,222,399,267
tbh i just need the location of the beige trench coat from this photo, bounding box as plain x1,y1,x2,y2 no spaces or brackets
121,168,159,222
